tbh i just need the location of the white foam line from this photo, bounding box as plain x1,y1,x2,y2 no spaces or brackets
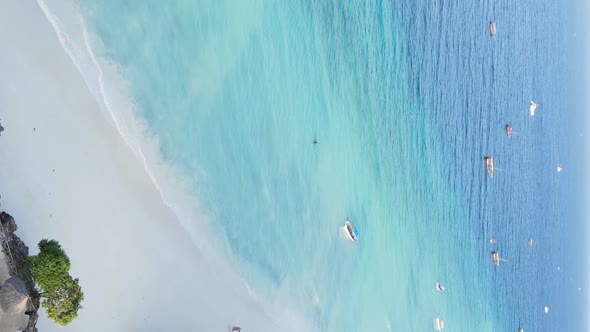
33,2,311,330
35,0,215,256
36,0,166,209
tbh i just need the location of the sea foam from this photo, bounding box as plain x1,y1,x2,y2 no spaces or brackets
35,0,311,330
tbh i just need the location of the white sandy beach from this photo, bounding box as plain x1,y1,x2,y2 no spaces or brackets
0,1,306,331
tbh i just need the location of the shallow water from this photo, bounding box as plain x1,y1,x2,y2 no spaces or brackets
46,0,587,330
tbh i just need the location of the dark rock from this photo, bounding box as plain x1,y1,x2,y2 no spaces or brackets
0,212,40,331
0,212,29,273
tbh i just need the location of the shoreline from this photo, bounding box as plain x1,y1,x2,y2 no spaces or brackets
0,1,309,331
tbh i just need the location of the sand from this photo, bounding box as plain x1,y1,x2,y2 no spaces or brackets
0,1,306,331
0,251,28,332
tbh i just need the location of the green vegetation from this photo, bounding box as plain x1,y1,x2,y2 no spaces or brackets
27,239,84,326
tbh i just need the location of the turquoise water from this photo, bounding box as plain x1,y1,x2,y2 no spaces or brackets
64,0,585,330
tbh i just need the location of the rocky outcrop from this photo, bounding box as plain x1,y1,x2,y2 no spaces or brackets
0,212,29,276
0,212,39,332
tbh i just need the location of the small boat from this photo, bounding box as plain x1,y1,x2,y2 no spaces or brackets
433,316,445,331
528,238,533,247
544,306,549,314
557,164,562,173
483,156,494,177
529,100,537,116
505,124,512,138
489,238,497,244
489,21,496,38
491,251,505,266
491,251,499,265
344,221,358,242
518,328,524,332
436,283,445,291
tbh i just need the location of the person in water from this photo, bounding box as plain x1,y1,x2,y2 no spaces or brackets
313,139,318,144
231,327,242,332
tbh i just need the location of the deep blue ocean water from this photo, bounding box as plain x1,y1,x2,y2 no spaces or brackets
50,0,587,330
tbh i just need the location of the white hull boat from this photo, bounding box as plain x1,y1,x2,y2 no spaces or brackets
529,100,537,116
342,221,358,242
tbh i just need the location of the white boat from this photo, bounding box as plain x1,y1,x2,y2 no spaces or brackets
505,124,513,138
529,100,537,116
343,221,358,242
433,316,444,331
491,251,500,265
557,164,562,173
544,306,549,314
483,156,494,177
528,238,533,247
489,21,496,38
491,251,507,265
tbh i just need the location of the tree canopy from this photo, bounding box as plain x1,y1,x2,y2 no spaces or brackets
27,239,84,326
